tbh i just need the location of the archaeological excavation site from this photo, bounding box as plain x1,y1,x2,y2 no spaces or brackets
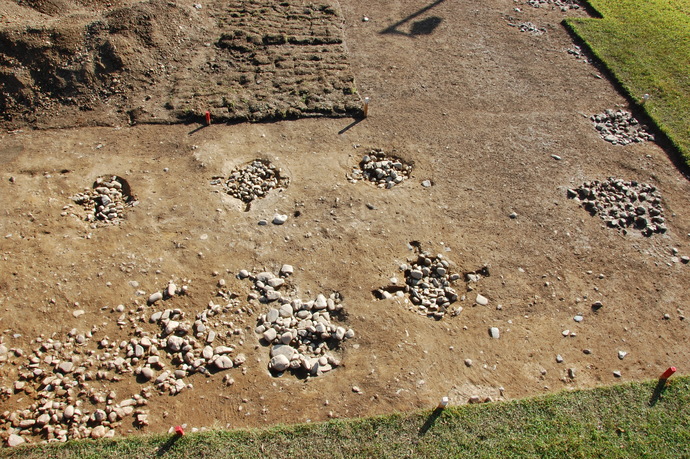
0,0,689,449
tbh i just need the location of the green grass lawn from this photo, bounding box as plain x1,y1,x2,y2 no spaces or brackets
4,377,690,458
564,0,690,167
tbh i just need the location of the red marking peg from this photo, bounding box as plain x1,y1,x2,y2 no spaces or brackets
205,111,211,126
174,425,185,436
660,367,676,379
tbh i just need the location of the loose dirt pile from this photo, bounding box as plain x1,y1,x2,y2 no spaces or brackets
0,0,361,129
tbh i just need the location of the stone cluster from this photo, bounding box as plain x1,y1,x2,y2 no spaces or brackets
400,252,461,320
0,279,249,445
0,330,153,444
526,0,580,10
567,45,591,63
71,176,134,225
348,149,413,189
568,178,667,236
591,110,654,145
513,22,546,35
213,159,289,209
240,267,354,376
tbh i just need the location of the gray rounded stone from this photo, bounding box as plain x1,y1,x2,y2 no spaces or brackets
214,355,233,370
270,354,290,372
148,292,163,305
263,328,277,342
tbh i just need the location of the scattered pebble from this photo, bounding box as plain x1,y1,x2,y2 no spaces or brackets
510,21,546,35
527,0,580,10
567,44,591,63
272,214,288,225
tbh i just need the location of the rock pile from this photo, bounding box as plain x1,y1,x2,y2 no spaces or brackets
526,0,580,10
213,159,289,210
397,252,461,320
348,149,413,189
241,268,354,376
568,178,667,236
71,176,134,226
591,110,654,145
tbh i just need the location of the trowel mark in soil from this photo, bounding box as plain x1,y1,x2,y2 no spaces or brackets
71,175,136,226
567,178,667,236
348,149,413,189
213,159,289,211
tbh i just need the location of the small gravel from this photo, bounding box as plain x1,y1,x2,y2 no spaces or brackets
590,109,654,145
568,177,666,236
527,0,580,11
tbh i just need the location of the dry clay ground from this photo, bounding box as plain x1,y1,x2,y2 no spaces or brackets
1,0,690,445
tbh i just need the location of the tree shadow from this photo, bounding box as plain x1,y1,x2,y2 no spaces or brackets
410,17,443,36
381,0,446,37
418,406,444,436
649,379,669,406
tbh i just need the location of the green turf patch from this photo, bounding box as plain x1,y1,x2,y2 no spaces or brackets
4,377,690,458
564,0,690,167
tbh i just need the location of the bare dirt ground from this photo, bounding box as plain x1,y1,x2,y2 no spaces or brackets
1,0,690,446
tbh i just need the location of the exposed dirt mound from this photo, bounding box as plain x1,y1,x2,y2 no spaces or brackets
0,0,361,129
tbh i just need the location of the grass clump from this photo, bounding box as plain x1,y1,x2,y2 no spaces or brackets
564,0,690,167
3,377,690,458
